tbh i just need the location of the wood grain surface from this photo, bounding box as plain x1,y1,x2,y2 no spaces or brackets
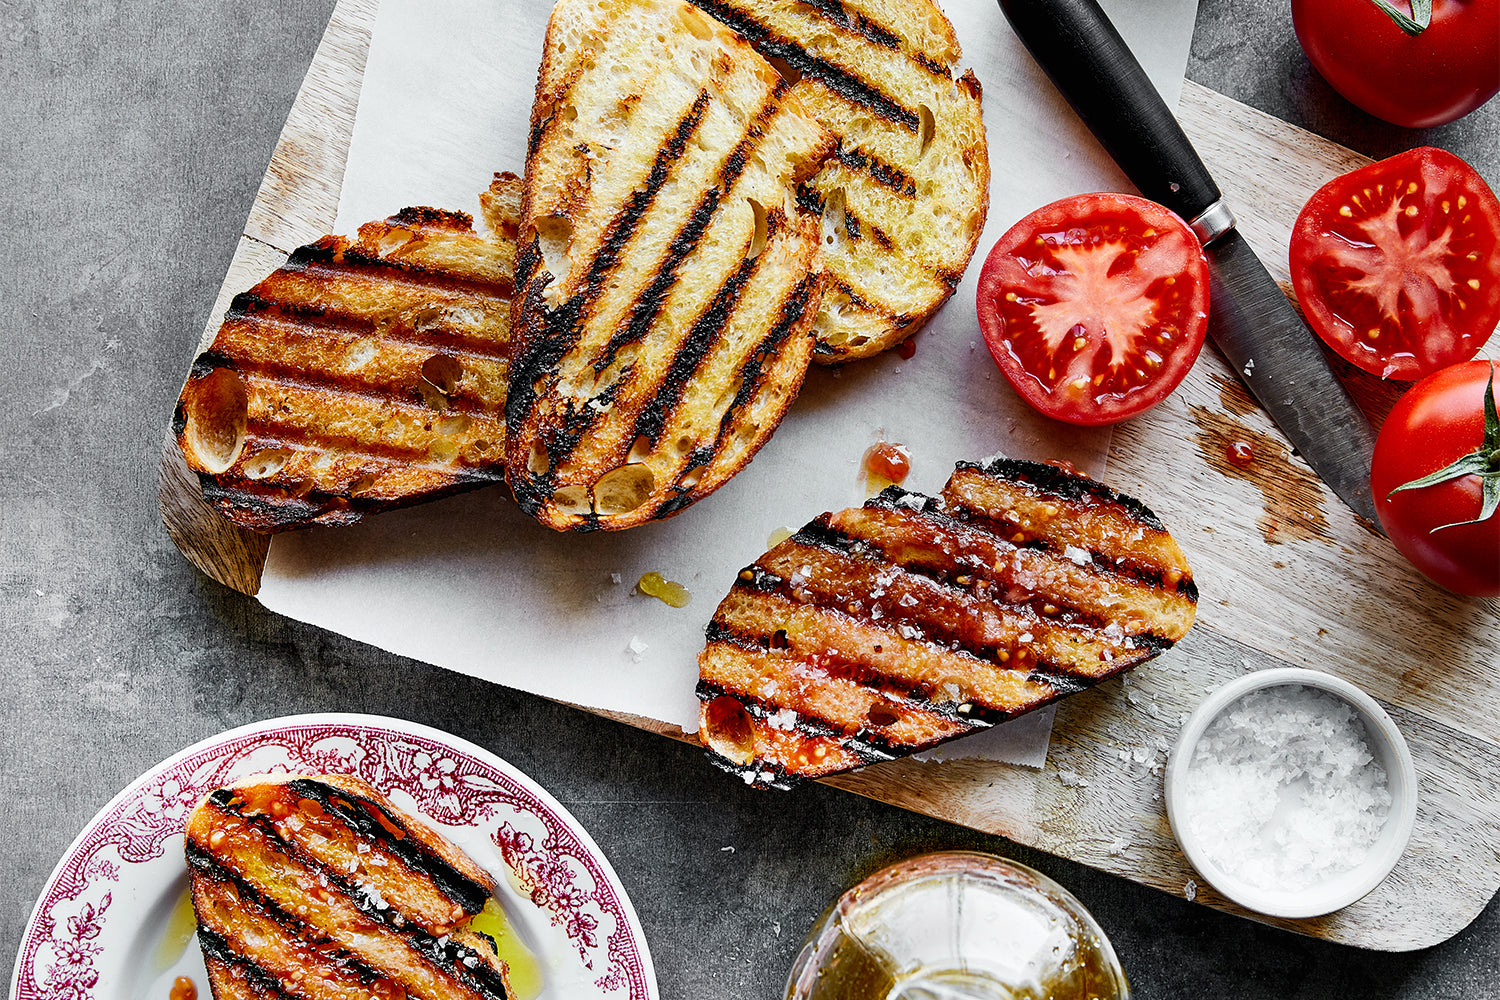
156,0,1500,950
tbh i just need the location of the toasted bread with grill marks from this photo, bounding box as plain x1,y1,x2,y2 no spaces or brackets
506,0,835,531
689,0,990,362
173,174,522,533
186,773,510,1000
697,457,1197,788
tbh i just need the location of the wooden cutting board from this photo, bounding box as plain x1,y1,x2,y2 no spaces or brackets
158,0,1500,950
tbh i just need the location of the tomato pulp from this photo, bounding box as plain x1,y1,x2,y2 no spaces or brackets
976,193,1210,426
1290,147,1500,381
1292,0,1500,128
1371,360,1500,597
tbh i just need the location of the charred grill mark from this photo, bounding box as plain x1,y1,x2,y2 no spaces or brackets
507,92,714,440
697,655,994,765
756,508,1178,680
690,0,920,130
710,271,820,448
200,360,505,434
842,207,861,240
633,251,758,445
284,778,492,916
595,82,783,386
195,927,328,1000
948,459,1199,600
963,458,1168,532
188,816,507,998
834,144,917,197
384,206,476,230
949,503,1199,600
1024,669,1093,697
600,188,722,364
795,182,824,216
794,0,902,49
267,250,515,303
219,306,507,362
912,51,947,77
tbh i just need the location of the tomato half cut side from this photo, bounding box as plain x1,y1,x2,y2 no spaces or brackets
1290,147,1500,381
976,193,1210,426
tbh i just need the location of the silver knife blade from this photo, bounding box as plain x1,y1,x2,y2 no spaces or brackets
995,0,1382,529
1202,229,1381,528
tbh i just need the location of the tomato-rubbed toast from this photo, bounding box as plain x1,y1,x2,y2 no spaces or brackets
506,0,835,531
690,0,990,362
174,175,521,532
697,458,1198,787
185,773,511,1000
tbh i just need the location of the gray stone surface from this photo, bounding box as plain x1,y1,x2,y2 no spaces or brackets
2,1,1497,997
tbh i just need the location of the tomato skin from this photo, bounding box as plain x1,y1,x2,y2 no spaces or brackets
1371,361,1500,597
1292,0,1500,128
1290,147,1500,381
975,193,1210,427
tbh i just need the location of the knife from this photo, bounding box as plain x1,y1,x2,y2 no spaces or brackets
995,0,1382,528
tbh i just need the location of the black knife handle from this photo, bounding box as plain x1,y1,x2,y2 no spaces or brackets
996,0,1221,225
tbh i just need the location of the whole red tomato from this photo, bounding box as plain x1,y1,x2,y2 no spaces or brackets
1371,361,1500,597
1292,0,1500,128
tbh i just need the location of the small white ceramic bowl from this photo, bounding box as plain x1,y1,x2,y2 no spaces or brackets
1164,667,1418,919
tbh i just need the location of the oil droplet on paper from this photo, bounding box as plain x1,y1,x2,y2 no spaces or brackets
638,571,691,607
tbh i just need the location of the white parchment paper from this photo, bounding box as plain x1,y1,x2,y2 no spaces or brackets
258,0,1200,767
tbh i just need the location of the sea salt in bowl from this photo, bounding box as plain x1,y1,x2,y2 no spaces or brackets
1164,667,1418,919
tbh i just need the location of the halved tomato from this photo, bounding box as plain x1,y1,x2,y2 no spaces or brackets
976,193,1210,426
1290,146,1500,381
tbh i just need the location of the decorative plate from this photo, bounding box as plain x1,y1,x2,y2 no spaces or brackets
9,714,657,1000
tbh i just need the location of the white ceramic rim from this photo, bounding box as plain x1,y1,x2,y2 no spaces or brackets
1164,667,1419,919
8,713,659,1000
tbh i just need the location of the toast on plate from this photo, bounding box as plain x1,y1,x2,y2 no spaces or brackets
690,0,990,362
697,458,1198,787
506,0,835,531
174,174,522,532
186,773,511,1000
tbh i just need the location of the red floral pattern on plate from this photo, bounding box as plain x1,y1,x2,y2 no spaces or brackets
11,718,654,1000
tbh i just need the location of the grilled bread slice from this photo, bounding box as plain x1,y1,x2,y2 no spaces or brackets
697,457,1197,788
174,174,522,532
186,773,511,1000
690,0,990,362
507,0,836,531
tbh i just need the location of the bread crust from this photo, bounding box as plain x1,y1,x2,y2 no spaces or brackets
697,458,1197,788
186,773,511,1000
175,175,523,532
690,0,991,362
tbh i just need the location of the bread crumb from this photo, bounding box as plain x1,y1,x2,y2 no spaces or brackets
626,635,648,661
1185,879,1197,901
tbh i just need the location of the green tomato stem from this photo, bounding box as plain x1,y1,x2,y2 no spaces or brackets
1368,0,1432,35
1387,365,1500,531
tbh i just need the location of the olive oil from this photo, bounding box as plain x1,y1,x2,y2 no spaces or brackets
470,898,544,1000
152,889,199,974
637,571,691,608
787,853,1129,1000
